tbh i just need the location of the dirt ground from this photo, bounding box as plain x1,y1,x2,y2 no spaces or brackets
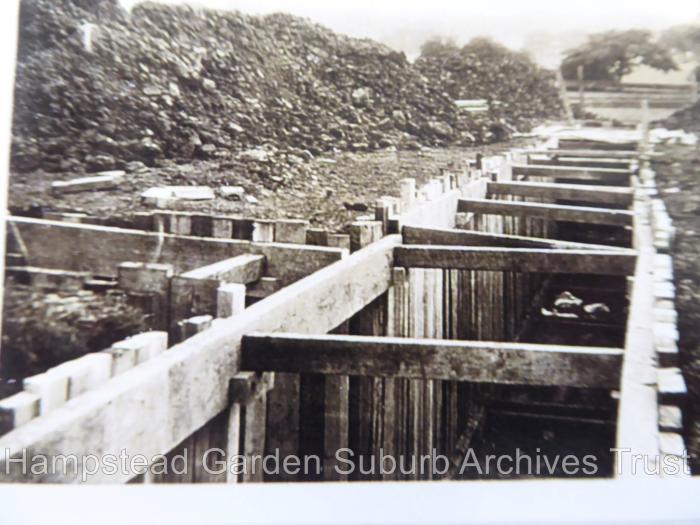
651,143,700,472
7,141,530,231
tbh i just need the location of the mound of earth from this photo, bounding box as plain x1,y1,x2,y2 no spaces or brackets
11,0,561,178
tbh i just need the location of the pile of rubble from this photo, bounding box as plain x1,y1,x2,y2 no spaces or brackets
11,0,559,176
1,282,147,379
659,100,700,134
12,0,457,174
415,38,563,142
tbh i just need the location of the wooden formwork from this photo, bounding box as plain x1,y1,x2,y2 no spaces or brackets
0,129,688,483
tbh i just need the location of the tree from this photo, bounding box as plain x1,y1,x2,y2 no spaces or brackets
561,30,677,82
419,36,459,59
661,24,700,56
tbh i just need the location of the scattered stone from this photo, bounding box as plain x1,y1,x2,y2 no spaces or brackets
51,171,125,195
84,154,116,172
344,201,369,212
219,186,246,201
140,185,215,206
238,149,270,163
351,87,371,107
9,2,562,174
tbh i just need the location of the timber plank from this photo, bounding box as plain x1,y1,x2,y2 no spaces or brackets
241,333,623,389
511,163,631,182
457,198,633,226
0,235,400,482
402,225,630,251
487,181,633,206
395,246,636,275
9,217,343,285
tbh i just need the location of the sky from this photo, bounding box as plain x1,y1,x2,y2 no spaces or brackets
119,0,700,65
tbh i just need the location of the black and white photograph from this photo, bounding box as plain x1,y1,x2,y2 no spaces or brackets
0,0,699,523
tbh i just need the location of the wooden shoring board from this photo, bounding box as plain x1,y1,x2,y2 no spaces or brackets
457,198,633,227
241,333,623,389
0,235,400,482
7,216,343,285
615,193,662,478
512,164,632,183
487,181,634,207
521,149,644,159
402,225,631,252
395,246,637,276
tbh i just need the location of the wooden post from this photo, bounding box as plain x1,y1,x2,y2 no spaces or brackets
228,372,274,483
348,221,382,252
327,233,351,251
0,392,40,434
118,262,173,331
577,64,585,112
375,199,390,236
274,219,309,244
251,220,274,242
400,178,416,212
323,322,350,481
211,217,234,239
217,283,246,318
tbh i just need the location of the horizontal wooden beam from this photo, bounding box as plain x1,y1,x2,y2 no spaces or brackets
520,149,644,159
527,157,635,170
616,198,660,477
487,181,634,207
180,254,265,285
402,225,631,252
0,235,400,482
394,246,636,275
511,163,631,182
241,333,623,389
8,217,343,285
556,139,638,151
457,198,634,226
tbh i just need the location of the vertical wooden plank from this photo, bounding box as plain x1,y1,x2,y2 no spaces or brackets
323,374,349,481
195,410,228,483
225,403,242,483
323,321,350,481
383,267,407,480
265,373,300,481
299,373,325,481
348,294,386,480
118,262,173,331
241,392,267,483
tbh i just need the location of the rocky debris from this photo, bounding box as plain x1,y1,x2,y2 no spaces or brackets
660,101,700,133
649,127,698,146
415,38,563,142
1,281,147,379
219,186,246,201
140,185,215,207
50,170,124,195
11,0,560,178
9,142,528,231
